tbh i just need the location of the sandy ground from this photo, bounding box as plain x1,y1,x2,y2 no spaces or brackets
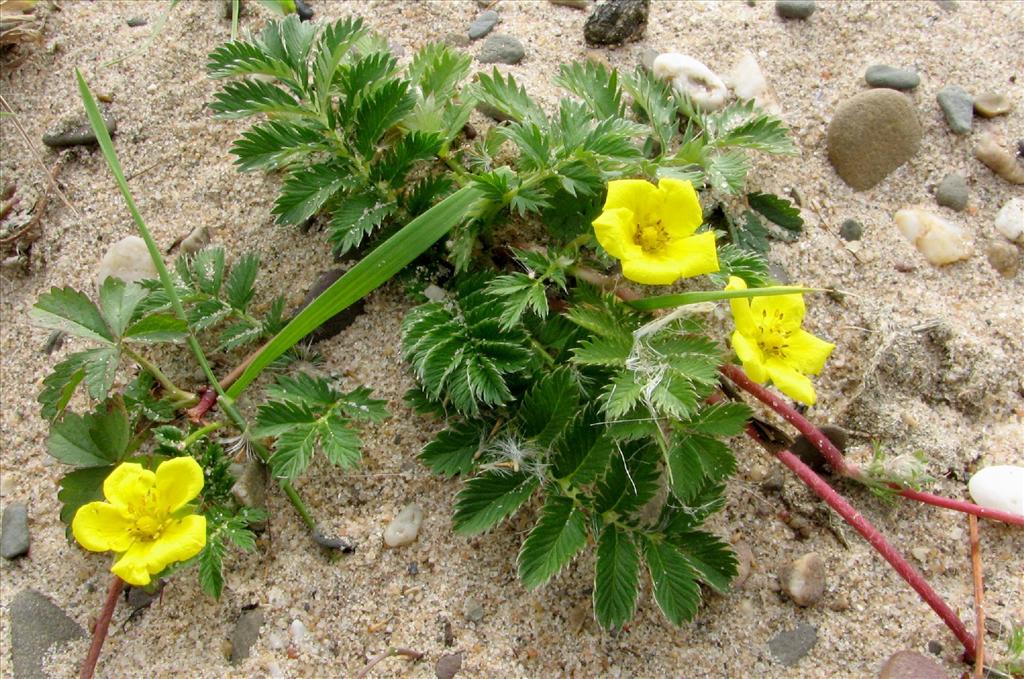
1,1,1022,677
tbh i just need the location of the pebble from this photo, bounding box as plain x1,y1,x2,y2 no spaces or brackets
230,461,268,528
936,86,973,135
973,91,1012,118
653,53,728,111
731,542,753,589
294,0,314,21
994,197,1024,243
289,619,309,650
934,173,968,212
95,235,159,290
728,52,767,102
468,10,499,40
477,34,525,65
827,89,921,191
296,269,367,342
790,425,848,473
1,503,29,559
775,0,816,19
638,47,659,73
779,553,826,606
864,65,920,91
583,0,649,45
894,208,973,265
10,589,86,679
768,623,817,666
878,650,947,679
839,218,863,242
975,133,1024,184
443,32,471,48
180,225,211,254
384,504,423,547
968,465,1024,516
550,0,589,7
435,652,463,679
230,607,264,664
42,110,117,148
463,596,486,622
126,16,147,27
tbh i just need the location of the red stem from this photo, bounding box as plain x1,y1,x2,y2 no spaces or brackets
185,387,218,423
80,576,125,679
896,487,1024,527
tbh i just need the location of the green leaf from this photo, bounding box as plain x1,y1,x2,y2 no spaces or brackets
452,470,539,535
554,60,624,120
666,434,736,503
353,78,415,156
733,210,770,253
551,409,614,486
517,369,579,448
209,79,307,120
268,422,319,479
372,131,443,185
470,69,545,123
80,346,121,401
317,413,363,468
518,495,588,590
572,334,632,367
747,192,803,232
327,194,397,256
225,253,260,311
31,286,113,344
622,69,677,152
272,161,348,225
122,313,188,343
670,530,737,594
207,38,294,81
707,242,770,288
47,399,130,467
58,466,114,529
98,278,148,338
39,353,87,420
190,247,227,295
198,532,226,599
312,16,367,97
593,524,640,629
643,537,700,625
595,443,659,516
705,151,748,195
231,120,325,171
264,372,339,407
408,42,472,100
681,402,751,437
419,420,483,477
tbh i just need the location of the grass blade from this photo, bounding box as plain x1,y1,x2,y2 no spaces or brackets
628,285,821,311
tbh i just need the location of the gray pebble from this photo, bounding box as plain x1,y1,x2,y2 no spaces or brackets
294,0,314,21
936,86,973,135
549,0,589,8
468,10,500,40
126,16,147,27
638,47,659,72
10,589,86,679
442,32,471,48
768,623,818,666
1,503,29,559
926,640,943,655
864,65,920,91
435,652,463,679
973,91,1012,118
42,110,117,148
827,89,921,190
986,241,1020,278
878,650,947,679
477,34,525,65
775,0,816,19
230,607,265,664
463,596,485,622
839,219,863,242
584,0,649,45
935,173,968,211
779,552,826,606
230,461,268,529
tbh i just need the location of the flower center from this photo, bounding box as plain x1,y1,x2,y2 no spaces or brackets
758,308,792,360
133,515,166,539
635,219,667,254
127,490,169,540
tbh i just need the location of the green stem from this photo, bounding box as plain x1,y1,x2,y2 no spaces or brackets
122,346,196,407
182,421,226,449
529,337,556,368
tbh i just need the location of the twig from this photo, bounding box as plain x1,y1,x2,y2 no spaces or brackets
353,646,424,679
80,576,125,679
969,515,985,679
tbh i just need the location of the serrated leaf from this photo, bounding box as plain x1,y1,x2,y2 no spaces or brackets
470,69,545,123
705,152,748,195
225,253,260,311
327,194,397,255
231,120,326,171
452,470,538,535
408,42,472,100
58,465,114,530
643,537,700,625
372,131,442,185
39,353,87,420
209,79,308,120
747,192,803,232
47,399,130,467
319,413,363,468
206,39,294,81
572,335,632,367
733,210,770,253
595,443,659,516
81,345,121,401
554,60,624,120
187,298,232,331
518,495,588,590
353,78,415,156
551,409,615,486
593,524,640,629
622,69,677,153
268,423,319,479
123,313,188,343
419,420,483,477
708,243,771,287
31,286,113,344
190,248,226,296
198,532,226,599
682,402,752,437
98,278,148,338
670,530,737,594
666,434,736,503
272,162,347,225
517,369,579,448
603,370,644,420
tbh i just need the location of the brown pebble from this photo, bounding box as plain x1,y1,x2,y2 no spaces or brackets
779,553,826,606
973,91,1012,118
986,240,1020,278
732,542,754,589
878,650,946,679
435,652,463,679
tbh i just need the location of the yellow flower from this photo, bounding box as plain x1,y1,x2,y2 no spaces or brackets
72,457,207,587
725,276,835,405
592,178,719,285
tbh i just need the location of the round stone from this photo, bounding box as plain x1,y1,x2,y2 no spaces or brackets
839,219,864,241
968,465,1024,516
383,504,423,547
934,173,968,211
985,241,1020,278
864,65,920,91
95,235,159,290
468,10,499,40
779,553,826,606
477,34,525,64
994,197,1024,243
775,0,816,19
974,91,1012,118
583,0,649,45
878,650,947,679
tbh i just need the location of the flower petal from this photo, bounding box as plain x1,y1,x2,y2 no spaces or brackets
725,276,757,336
72,502,134,553
730,331,768,383
661,231,719,278
750,291,805,329
603,179,656,212
103,463,155,510
657,178,703,237
593,207,640,260
621,254,684,285
766,360,817,406
155,456,205,513
785,329,835,375
111,515,207,587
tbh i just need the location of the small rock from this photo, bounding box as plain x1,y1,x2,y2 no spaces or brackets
936,86,973,135
1,503,29,559
934,173,968,212
468,10,499,40
549,0,589,7
96,235,159,290
933,0,957,10
463,596,485,622
894,208,972,265
973,91,1012,118
126,16,147,27
296,269,366,342
638,47,659,72
926,640,943,655
864,65,920,91
839,219,863,242
442,32,471,48
477,34,525,64
583,0,650,45
878,650,947,679
294,0,314,21
230,461,268,528
994,197,1024,243
790,425,848,473
987,240,1021,277
10,589,86,679
827,89,921,191
975,133,1024,184
968,465,1024,517
42,110,117,148
180,225,211,254
732,542,753,589
230,608,264,664
435,652,463,679
289,619,308,650
384,504,423,547
779,553,826,606
653,53,728,111
775,0,816,19
768,623,818,666
728,52,767,102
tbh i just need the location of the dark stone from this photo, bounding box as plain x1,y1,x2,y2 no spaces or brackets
926,640,943,655
790,425,848,474
294,0,314,21
768,623,818,666
936,86,973,135
42,111,117,148
935,173,968,211
468,10,500,40
878,650,947,679
1,503,30,559
550,0,589,8
477,34,524,64
839,219,863,242
583,0,650,45
126,16,147,27
230,607,264,664
10,589,86,679
295,269,366,342
435,652,463,679
775,0,816,19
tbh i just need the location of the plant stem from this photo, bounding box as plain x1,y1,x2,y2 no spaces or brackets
568,265,641,301
969,515,985,679
80,576,125,679
122,346,197,407
896,488,1024,527
354,647,424,679
182,420,226,449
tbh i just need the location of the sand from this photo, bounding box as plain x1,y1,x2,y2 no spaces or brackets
1,1,1022,677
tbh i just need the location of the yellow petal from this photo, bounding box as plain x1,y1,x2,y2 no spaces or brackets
726,276,756,336
765,359,817,405
750,291,805,329
785,329,835,375
155,457,205,513
730,331,768,383
111,515,207,587
661,231,720,278
71,502,134,553
103,463,155,510
656,178,702,238
621,254,684,285
593,207,641,260
603,179,656,212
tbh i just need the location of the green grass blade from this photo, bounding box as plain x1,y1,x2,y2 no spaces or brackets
226,185,482,399
628,286,821,311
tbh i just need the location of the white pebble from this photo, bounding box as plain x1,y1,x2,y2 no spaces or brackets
894,208,973,265
289,619,307,647
95,235,158,290
968,465,1024,517
727,52,767,103
994,197,1024,244
384,504,423,547
653,53,728,111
